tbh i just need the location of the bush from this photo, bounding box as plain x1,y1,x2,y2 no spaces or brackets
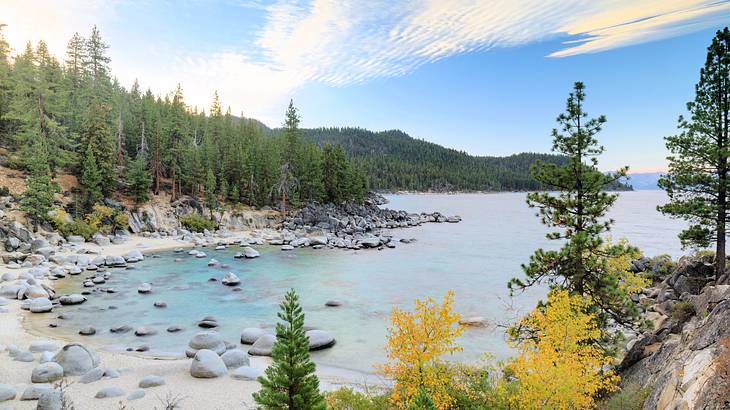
57,219,98,240
600,383,651,410
180,214,216,233
644,255,676,283
672,301,696,322
0,186,10,196
326,388,390,410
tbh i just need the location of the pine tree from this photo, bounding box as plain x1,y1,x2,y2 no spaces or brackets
20,139,59,225
253,289,326,410
126,155,151,206
81,144,103,210
283,99,301,169
509,82,639,330
204,169,217,218
659,28,730,282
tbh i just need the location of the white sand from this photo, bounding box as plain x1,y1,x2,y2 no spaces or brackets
0,234,381,409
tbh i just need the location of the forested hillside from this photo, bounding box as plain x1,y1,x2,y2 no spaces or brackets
0,26,367,226
302,127,618,191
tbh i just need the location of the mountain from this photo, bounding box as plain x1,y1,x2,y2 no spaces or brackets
625,172,663,190
301,127,630,192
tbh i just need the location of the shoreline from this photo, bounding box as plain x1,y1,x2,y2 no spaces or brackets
1,232,388,409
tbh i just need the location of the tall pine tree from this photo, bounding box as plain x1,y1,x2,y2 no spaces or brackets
658,28,730,281
508,82,639,330
253,289,326,410
21,139,59,226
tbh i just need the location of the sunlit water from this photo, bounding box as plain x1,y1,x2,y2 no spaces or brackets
28,191,684,373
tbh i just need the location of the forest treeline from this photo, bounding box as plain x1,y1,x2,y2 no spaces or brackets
0,25,366,223
302,127,630,192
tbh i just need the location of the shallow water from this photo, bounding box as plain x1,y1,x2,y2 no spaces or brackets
29,191,684,373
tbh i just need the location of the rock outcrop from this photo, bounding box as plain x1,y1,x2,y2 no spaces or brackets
618,255,730,410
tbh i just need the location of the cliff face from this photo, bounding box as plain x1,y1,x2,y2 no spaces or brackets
620,256,730,409
120,195,280,234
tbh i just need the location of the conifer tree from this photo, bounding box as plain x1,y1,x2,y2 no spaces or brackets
659,28,730,281
21,139,59,225
204,169,217,218
509,82,639,330
253,289,326,410
81,144,103,210
126,155,151,206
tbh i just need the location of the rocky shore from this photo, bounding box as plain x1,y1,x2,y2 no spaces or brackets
617,254,730,409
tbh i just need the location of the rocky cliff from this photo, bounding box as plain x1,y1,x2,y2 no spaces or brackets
620,255,730,409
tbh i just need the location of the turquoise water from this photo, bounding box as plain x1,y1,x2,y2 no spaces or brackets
32,191,684,373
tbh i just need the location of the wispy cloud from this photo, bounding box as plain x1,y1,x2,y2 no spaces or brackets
254,0,729,86
1,0,727,124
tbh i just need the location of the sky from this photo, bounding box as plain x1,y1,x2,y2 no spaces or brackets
2,0,729,172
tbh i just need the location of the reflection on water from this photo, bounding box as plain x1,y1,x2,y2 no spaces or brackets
28,191,684,372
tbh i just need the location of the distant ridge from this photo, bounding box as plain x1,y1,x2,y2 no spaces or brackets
302,127,630,192
625,172,663,190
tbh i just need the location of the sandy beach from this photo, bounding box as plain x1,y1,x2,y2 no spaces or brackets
0,233,382,409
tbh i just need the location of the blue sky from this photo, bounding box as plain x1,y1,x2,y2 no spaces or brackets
3,0,729,171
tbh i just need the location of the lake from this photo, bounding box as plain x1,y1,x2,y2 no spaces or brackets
30,190,686,373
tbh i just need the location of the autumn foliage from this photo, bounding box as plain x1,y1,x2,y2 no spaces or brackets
382,290,464,409
508,289,618,409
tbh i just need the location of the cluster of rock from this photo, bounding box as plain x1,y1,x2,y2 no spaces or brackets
0,246,147,319
619,254,730,409
278,195,460,250
0,340,173,406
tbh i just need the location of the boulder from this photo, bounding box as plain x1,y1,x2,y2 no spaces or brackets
52,343,100,376
104,255,127,267
14,351,34,362
324,300,343,307
29,340,60,353
94,386,125,399
248,334,276,356
137,283,152,293
79,367,105,384
59,294,86,305
39,351,54,363
459,316,488,327
153,300,167,308
29,297,53,313
79,326,96,336
190,349,227,378
0,384,17,402
124,250,144,262
221,349,250,369
222,272,241,286
37,389,62,410
67,235,85,244
20,383,52,401
240,327,270,344
127,389,145,400
139,375,165,388
306,330,336,350
186,331,226,357
31,362,64,383
231,366,263,381
243,247,260,258
135,326,157,336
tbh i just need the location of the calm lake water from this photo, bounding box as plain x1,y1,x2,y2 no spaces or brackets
31,191,685,373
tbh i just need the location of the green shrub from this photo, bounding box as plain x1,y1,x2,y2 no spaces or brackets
672,301,696,322
0,186,10,196
600,383,651,410
57,219,98,240
325,388,390,410
644,254,676,283
180,214,216,233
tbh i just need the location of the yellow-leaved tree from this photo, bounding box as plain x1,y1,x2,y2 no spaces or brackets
508,289,618,409
382,290,464,409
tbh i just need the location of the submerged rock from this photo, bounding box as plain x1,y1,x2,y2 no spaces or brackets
306,330,336,350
